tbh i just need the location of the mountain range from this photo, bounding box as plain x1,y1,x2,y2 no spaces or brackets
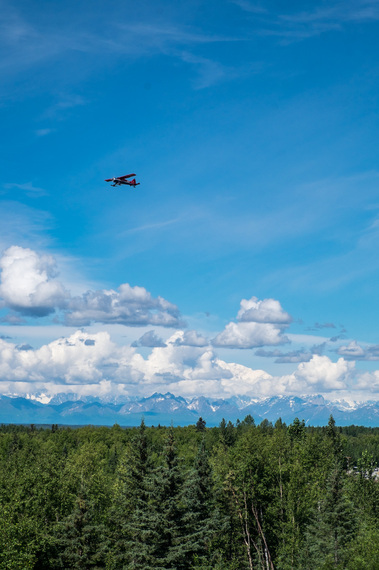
0,392,378,427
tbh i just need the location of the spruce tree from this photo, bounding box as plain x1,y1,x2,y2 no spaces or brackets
153,427,186,569
288,417,305,443
196,417,206,432
53,481,108,569
108,418,157,569
111,425,186,569
181,438,215,566
301,463,357,569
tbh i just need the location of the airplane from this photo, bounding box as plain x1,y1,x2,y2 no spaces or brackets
105,173,140,187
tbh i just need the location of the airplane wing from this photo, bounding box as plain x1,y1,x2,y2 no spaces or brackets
104,178,114,182
117,173,136,179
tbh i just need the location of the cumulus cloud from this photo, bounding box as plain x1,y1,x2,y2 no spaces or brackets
256,342,325,363
256,348,313,363
0,249,374,401
293,355,353,391
184,354,353,398
337,340,379,361
0,246,69,316
355,370,379,392
0,329,361,400
212,295,291,349
65,284,182,328
131,330,166,347
213,321,289,348
0,331,122,384
237,296,292,324
17,344,33,351
172,330,209,347
0,246,182,328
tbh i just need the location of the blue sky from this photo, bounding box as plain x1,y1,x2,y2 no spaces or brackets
1,0,379,402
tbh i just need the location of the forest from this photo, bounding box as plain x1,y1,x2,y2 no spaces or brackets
0,416,378,570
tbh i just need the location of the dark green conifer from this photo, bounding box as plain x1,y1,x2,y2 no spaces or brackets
242,414,255,427
181,438,215,566
153,427,186,569
288,417,305,442
196,417,206,431
301,463,357,569
108,418,156,569
325,415,343,457
54,482,108,569
219,419,236,446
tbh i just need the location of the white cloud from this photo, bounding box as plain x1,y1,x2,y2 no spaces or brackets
337,340,379,361
256,348,313,363
237,296,292,324
213,321,289,348
293,355,353,391
0,331,123,383
0,246,69,316
0,246,182,328
355,370,379,392
212,295,291,349
214,360,274,395
171,329,209,347
337,340,366,358
66,284,182,328
0,250,374,401
131,330,166,347
0,330,363,400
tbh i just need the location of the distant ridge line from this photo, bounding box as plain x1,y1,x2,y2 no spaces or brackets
0,392,378,427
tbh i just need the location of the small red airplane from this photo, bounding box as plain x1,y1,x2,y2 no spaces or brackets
105,173,140,187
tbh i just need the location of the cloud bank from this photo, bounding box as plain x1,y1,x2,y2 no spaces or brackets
0,245,378,403
0,329,370,401
0,246,182,327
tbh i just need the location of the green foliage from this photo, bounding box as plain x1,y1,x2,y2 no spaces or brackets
53,482,109,569
181,438,216,565
196,417,206,431
0,504,37,569
345,523,379,569
288,417,305,442
0,421,378,569
301,463,357,569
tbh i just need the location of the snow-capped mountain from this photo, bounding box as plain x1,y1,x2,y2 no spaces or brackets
0,392,378,427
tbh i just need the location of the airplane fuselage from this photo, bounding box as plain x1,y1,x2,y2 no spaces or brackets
111,179,139,187
105,174,139,187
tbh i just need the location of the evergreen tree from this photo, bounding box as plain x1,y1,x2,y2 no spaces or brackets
242,414,255,427
288,418,305,443
111,425,186,569
153,427,186,569
325,415,343,458
181,438,215,566
53,482,108,569
108,418,156,569
219,419,236,446
1,417,379,570
301,463,357,569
